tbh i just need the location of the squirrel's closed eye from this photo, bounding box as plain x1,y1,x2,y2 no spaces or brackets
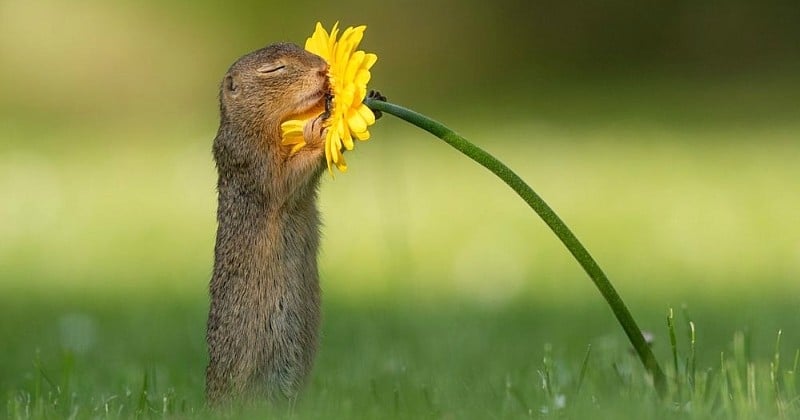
257,64,286,74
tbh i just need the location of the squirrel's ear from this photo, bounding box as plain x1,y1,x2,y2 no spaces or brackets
223,74,238,97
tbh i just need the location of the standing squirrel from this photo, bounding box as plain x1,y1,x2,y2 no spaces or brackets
205,43,330,403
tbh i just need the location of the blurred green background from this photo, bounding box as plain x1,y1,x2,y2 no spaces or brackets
1,0,799,416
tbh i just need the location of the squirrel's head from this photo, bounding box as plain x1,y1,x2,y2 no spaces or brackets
219,43,328,139
214,43,329,200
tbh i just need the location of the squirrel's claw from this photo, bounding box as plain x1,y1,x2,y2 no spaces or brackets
303,114,327,147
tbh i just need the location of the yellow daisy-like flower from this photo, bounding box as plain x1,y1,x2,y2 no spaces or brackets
281,22,378,174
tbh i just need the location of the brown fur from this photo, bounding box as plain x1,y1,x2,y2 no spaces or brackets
206,43,329,404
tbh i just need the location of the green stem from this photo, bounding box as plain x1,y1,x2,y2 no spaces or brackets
365,98,667,396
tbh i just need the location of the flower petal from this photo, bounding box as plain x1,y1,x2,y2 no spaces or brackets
354,130,370,141
339,118,354,150
287,22,378,174
355,68,371,86
336,158,347,172
324,131,333,170
362,53,377,70
344,51,365,86
357,105,376,126
280,119,308,148
305,23,330,60
347,110,367,134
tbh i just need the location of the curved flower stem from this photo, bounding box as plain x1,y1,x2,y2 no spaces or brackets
365,98,667,396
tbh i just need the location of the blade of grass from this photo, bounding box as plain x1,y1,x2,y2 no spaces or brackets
575,344,592,396
667,308,680,400
137,370,150,418
720,352,733,417
794,348,799,373
688,321,696,393
60,350,74,418
772,330,782,396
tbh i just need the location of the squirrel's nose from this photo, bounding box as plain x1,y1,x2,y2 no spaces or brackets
318,64,329,76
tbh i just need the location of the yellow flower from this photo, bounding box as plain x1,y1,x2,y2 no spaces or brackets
281,22,378,174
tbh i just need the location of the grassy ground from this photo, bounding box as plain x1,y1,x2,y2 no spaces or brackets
2,293,799,418
2,79,800,418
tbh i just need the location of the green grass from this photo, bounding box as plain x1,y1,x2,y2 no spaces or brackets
2,90,800,418
3,293,800,418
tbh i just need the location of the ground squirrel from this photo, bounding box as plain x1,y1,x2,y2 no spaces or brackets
205,43,330,404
